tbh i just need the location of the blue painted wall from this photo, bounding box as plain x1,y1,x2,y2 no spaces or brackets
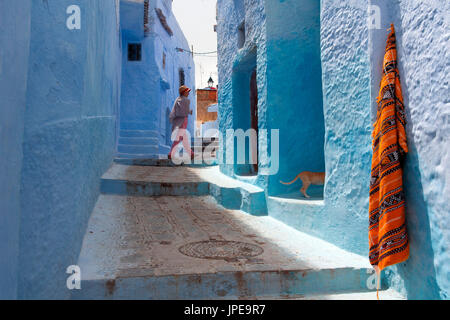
265,0,325,197
119,0,195,158
366,0,449,300
0,0,32,300
217,0,324,195
217,0,449,299
315,0,375,263
0,0,122,299
321,0,449,301
217,0,268,187
1,0,195,299
217,0,363,262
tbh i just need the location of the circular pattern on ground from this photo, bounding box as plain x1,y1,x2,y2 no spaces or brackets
178,240,264,260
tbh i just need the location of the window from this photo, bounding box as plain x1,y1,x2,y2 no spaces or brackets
179,68,185,86
128,43,142,61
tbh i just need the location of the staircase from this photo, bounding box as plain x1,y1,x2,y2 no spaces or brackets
117,126,219,161
72,163,404,300
117,129,167,159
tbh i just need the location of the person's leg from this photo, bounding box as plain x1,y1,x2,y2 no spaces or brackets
169,118,193,158
169,133,182,157
180,118,194,156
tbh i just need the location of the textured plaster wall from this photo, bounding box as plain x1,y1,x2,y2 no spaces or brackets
120,0,196,148
0,0,32,300
16,0,122,299
266,0,373,264
321,0,449,299
218,0,449,300
217,0,268,187
367,0,449,300
320,0,373,257
217,0,324,194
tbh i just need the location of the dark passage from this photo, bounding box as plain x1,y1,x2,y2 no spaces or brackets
250,69,259,174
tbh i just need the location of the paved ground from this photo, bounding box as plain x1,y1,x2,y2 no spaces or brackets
79,195,372,280
74,164,405,300
102,164,262,191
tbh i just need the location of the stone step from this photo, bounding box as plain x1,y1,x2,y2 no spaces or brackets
114,158,173,166
113,157,218,167
120,121,158,131
72,195,381,300
118,137,159,146
71,269,381,300
118,144,159,154
100,164,266,216
242,289,405,300
116,153,165,159
120,130,159,138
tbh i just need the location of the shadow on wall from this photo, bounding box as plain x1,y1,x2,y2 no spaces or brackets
382,5,440,298
388,142,441,299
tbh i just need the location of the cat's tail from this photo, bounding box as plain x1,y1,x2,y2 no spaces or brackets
280,175,300,185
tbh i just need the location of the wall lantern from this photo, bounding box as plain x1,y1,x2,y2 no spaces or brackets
208,77,214,88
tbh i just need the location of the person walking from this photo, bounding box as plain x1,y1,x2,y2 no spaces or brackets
168,85,194,159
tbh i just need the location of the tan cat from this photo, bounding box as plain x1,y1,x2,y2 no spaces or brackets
280,171,325,198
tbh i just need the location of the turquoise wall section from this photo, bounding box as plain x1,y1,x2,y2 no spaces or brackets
265,0,325,197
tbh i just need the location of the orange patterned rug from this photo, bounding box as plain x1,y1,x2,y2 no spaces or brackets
369,24,409,275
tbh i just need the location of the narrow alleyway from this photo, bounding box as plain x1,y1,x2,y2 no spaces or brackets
72,162,403,300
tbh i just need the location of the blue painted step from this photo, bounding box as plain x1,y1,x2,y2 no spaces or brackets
118,144,159,154
118,137,159,145
101,179,210,197
100,164,266,216
71,267,379,300
120,121,158,130
113,157,218,167
116,153,164,159
120,130,159,138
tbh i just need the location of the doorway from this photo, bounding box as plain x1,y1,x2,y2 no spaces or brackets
232,48,258,176
250,69,258,174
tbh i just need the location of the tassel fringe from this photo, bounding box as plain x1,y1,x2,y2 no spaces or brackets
374,266,381,300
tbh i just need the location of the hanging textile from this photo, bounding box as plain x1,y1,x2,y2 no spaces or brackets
369,24,409,274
